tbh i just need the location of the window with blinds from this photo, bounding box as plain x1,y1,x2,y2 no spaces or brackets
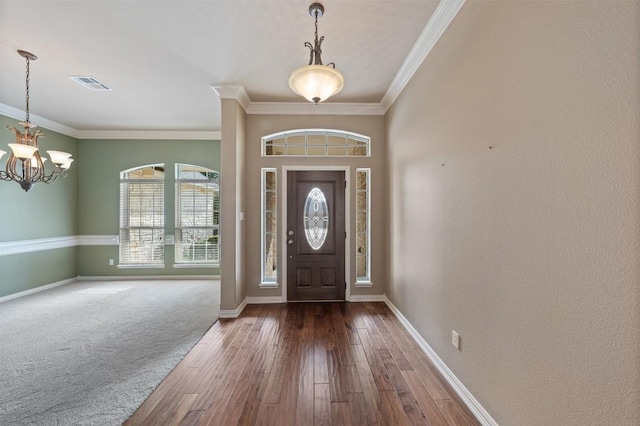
175,164,220,265
119,165,165,265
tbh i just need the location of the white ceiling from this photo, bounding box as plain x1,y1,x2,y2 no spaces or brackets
0,0,445,133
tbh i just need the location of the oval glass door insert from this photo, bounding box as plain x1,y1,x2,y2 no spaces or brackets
303,187,329,250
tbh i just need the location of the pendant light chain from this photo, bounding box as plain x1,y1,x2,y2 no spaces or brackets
314,9,319,47
25,55,31,123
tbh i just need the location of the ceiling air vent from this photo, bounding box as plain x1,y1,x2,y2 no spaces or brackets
69,76,111,91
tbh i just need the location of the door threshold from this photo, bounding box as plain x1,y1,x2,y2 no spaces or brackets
287,300,346,303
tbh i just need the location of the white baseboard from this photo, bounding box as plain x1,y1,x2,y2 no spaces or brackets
219,298,247,318
349,294,386,302
0,277,77,303
246,296,284,304
78,275,221,281
384,296,497,426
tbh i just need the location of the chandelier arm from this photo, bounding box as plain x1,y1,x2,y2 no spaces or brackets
305,42,314,65
30,152,46,182
41,168,67,184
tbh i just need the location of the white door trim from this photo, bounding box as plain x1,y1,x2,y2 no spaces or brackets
281,166,351,302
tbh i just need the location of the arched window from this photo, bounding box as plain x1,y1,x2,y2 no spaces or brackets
119,164,165,266
175,164,220,265
262,129,370,157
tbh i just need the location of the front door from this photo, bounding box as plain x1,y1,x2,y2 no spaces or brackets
287,170,345,301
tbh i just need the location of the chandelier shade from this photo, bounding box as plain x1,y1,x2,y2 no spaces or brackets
1,50,74,192
288,3,344,104
288,64,344,104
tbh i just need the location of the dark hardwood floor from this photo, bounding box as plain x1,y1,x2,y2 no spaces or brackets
125,302,479,425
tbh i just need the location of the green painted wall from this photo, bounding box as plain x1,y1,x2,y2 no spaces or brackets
77,138,221,276
0,115,79,297
1,248,77,297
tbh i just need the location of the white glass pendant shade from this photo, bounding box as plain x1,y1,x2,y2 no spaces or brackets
0,150,6,161
288,65,344,104
61,158,74,170
9,143,38,159
47,150,72,166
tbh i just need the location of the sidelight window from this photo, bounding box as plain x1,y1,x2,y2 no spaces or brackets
356,169,370,282
261,169,277,285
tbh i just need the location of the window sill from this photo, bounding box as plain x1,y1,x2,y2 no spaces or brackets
259,282,279,289
354,281,374,288
117,264,165,269
172,263,219,269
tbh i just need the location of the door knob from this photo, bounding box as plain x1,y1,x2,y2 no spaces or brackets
288,239,294,245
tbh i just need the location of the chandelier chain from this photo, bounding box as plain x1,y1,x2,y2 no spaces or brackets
25,55,30,123
314,9,319,45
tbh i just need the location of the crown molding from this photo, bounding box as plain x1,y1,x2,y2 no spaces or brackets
211,84,251,112
247,102,384,116
1,104,220,140
76,130,221,140
380,0,466,112
0,103,79,138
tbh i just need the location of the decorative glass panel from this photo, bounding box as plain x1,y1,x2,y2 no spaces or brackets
303,187,329,250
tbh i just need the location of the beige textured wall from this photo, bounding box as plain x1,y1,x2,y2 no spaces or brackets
220,99,247,311
385,1,639,425
244,114,385,299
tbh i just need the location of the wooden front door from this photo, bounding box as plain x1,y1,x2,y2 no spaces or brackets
287,171,346,301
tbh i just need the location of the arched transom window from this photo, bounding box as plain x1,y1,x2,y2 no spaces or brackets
262,129,370,157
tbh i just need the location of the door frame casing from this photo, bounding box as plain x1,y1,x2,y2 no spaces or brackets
281,165,351,302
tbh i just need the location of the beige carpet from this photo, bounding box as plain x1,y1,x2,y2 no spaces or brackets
0,279,219,426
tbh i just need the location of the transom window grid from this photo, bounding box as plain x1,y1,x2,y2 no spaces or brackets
262,129,370,157
262,169,277,283
119,165,165,265
175,164,220,265
356,169,370,282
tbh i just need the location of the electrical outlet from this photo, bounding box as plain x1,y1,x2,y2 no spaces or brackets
109,259,114,266
452,330,460,350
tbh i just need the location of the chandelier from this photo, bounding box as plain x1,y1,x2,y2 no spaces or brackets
288,3,344,104
0,50,74,192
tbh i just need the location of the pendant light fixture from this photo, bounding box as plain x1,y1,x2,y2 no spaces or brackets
0,50,74,192
288,3,344,104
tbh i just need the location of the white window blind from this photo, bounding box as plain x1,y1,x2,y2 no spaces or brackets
119,165,165,265
175,164,219,264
